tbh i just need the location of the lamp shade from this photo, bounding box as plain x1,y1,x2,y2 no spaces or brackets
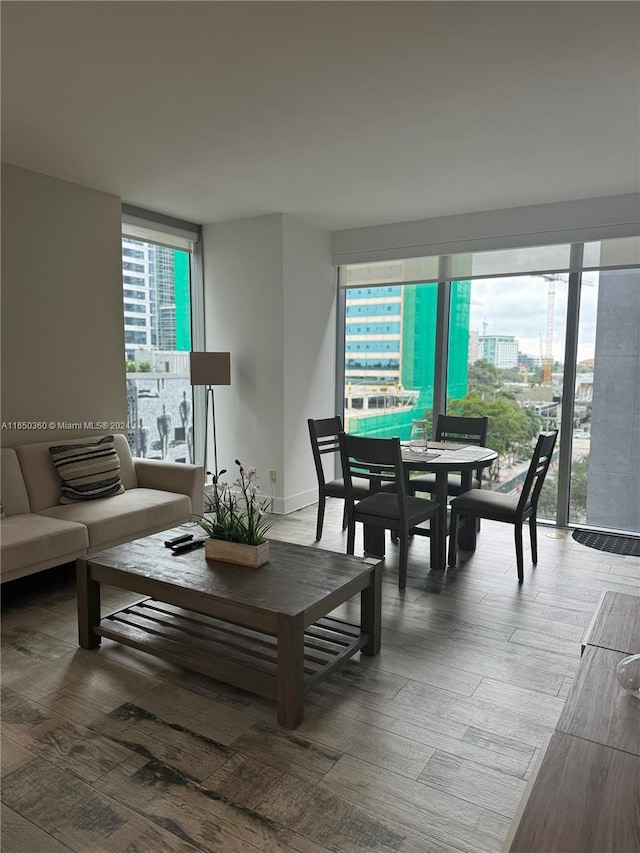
190,352,231,386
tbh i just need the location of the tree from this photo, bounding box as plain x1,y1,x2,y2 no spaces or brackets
468,360,502,400
500,366,526,383
569,454,590,522
538,453,590,523
125,360,152,374
528,364,544,386
447,391,541,480
449,391,539,453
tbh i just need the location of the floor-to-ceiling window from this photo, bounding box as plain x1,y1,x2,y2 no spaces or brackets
339,237,640,534
447,273,567,519
121,212,202,464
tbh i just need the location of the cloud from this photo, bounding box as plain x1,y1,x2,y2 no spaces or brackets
467,275,598,362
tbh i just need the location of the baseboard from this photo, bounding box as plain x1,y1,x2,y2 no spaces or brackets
204,486,318,517
266,487,317,516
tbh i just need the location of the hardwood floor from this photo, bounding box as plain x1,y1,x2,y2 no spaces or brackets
2,503,639,853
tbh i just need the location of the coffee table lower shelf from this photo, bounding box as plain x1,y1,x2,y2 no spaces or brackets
97,598,368,700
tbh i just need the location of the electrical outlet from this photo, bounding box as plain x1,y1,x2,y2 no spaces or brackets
269,470,277,483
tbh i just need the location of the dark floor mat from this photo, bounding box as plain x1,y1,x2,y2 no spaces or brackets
572,528,640,557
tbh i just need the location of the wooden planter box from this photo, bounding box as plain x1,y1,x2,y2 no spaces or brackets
205,538,270,568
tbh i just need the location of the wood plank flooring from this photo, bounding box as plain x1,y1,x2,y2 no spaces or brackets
2,502,639,853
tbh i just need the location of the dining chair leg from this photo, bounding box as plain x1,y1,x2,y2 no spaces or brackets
529,514,538,564
346,521,356,556
315,496,326,541
399,534,409,589
514,524,525,583
447,511,459,567
429,519,438,571
341,503,348,531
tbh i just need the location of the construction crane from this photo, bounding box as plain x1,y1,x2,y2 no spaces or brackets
542,276,557,384
541,274,594,384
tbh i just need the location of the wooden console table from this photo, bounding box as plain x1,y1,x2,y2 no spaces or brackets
505,590,640,853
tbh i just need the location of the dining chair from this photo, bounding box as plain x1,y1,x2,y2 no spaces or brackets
339,432,439,589
408,414,489,498
308,416,395,541
447,430,558,583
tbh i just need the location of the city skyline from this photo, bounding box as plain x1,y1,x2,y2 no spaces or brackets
468,274,599,364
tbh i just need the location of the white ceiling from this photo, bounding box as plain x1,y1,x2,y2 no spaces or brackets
2,1,639,231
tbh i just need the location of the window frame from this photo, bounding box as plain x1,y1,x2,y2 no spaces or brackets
337,237,639,529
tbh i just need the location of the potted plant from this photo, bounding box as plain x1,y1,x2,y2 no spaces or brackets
192,460,272,567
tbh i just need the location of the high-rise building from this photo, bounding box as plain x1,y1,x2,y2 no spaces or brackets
122,238,191,361
344,266,471,438
478,334,519,369
122,238,153,359
345,285,402,386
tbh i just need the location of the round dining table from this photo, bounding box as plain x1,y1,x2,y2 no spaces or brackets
363,441,498,573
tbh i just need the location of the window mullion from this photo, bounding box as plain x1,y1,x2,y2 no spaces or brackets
556,243,584,527
433,256,452,422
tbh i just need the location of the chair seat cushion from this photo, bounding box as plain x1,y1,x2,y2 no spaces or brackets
325,477,396,499
354,492,437,525
450,489,529,522
410,473,480,496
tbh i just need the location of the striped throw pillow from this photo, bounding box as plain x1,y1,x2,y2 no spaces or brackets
49,435,125,504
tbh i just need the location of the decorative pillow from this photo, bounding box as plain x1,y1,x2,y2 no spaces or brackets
0,500,5,519
49,435,125,504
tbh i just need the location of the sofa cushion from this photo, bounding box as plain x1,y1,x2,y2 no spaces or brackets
0,513,89,576
16,434,138,512
38,488,191,551
0,448,31,515
49,435,124,504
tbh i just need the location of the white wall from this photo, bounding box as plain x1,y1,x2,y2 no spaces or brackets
282,216,335,512
1,163,126,447
202,213,334,512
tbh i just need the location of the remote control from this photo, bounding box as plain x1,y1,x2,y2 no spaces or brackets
171,539,205,555
164,533,193,548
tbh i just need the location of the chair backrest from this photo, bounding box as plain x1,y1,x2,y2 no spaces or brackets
435,415,488,446
517,430,559,516
308,416,343,488
339,432,407,519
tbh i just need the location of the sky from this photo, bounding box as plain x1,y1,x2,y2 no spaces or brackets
468,274,599,364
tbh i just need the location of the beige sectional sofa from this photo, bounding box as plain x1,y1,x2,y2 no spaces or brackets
1,434,204,583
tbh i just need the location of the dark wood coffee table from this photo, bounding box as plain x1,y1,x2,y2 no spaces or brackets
77,533,382,728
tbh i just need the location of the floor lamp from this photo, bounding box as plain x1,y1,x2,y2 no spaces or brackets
189,352,231,480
